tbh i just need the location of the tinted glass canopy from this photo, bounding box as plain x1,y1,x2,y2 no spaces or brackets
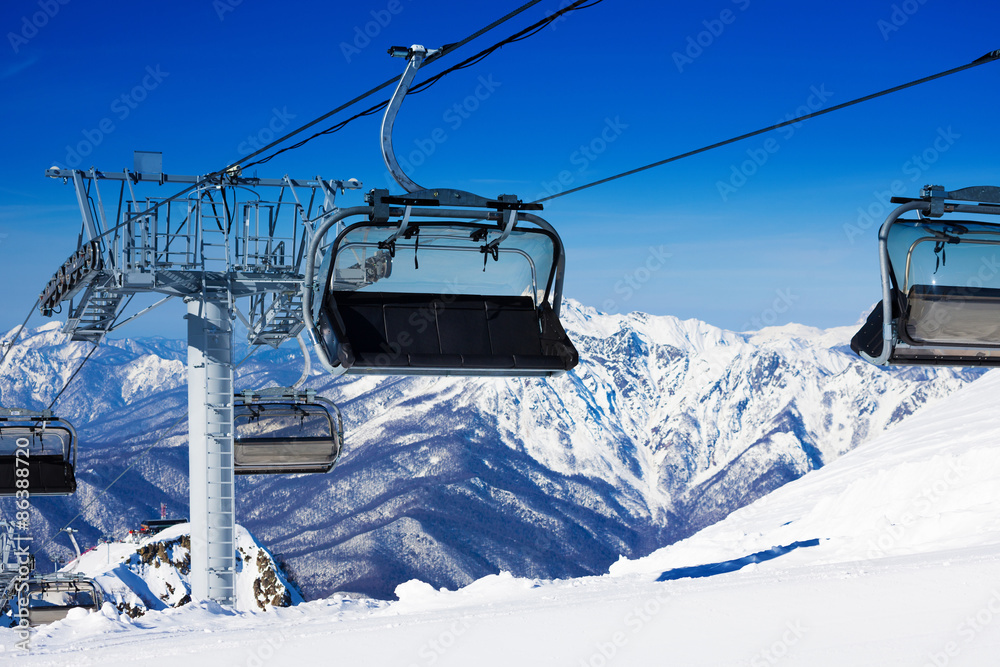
316,220,578,376
330,223,557,304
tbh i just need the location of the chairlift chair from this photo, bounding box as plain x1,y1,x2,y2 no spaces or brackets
25,575,103,625
301,45,579,377
0,409,77,495
233,389,343,474
852,185,1000,366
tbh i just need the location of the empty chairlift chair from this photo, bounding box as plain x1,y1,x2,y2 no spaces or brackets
301,45,578,378
25,576,103,625
233,389,343,474
852,185,1000,366
0,409,77,495
310,192,579,376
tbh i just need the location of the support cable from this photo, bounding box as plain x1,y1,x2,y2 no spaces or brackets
239,0,552,170
96,0,589,236
45,344,99,412
0,298,40,370
533,49,1000,203
241,0,603,169
45,295,134,412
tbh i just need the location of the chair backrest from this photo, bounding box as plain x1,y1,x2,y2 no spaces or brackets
0,455,75,495
322,290,577,375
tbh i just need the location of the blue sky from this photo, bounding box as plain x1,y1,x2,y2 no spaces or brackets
0,0,998,339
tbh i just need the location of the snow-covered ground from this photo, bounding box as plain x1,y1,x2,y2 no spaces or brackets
6,369,1000,665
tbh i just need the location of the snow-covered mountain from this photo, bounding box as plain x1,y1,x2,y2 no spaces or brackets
0,300,983,599
609,365,1000,580
8,367,1000,665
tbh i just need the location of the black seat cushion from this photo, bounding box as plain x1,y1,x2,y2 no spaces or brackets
0,455,75,495
323,291,577,373
486,298,543,356
436,300,491,355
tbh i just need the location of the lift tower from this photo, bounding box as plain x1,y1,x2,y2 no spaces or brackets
42,158,358,603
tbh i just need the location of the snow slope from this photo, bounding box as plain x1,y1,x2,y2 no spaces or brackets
5,369,1000,664
0,302,984,599
610,369,1000,579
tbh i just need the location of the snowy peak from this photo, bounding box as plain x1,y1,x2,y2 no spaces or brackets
561,298,743,354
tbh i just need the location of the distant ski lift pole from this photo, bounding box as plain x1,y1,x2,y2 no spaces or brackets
0,408,77,496
233,388,343,475
300,45,579,377
852,185,1000,366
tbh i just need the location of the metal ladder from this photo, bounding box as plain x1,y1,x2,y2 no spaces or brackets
199,288,236,604
198,196,230,269
248,292,305,347
65,285,125,343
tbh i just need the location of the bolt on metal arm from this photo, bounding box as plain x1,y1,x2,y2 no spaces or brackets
381,45,439,194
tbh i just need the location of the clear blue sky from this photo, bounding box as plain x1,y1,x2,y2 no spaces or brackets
1,0,997,339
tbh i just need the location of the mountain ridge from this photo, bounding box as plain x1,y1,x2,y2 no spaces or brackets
0,299,983,598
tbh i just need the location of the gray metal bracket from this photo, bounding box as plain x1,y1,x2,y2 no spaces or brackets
237,387,317,403
381,45,439,194
922,184,946,218
0,408,54,420
370,188,543,212
935,185,1000,205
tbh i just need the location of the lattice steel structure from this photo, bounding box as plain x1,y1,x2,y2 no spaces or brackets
42,161,359,603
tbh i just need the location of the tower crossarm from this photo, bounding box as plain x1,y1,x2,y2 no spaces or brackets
42,164,361,347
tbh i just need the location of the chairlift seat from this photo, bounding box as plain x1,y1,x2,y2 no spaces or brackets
852,190,1000,366
854,284,1000,365
321,291,576,375
0,455,76,495
0,420,77,496
233,395,343,475
26,578,102,625
310,216,579,377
